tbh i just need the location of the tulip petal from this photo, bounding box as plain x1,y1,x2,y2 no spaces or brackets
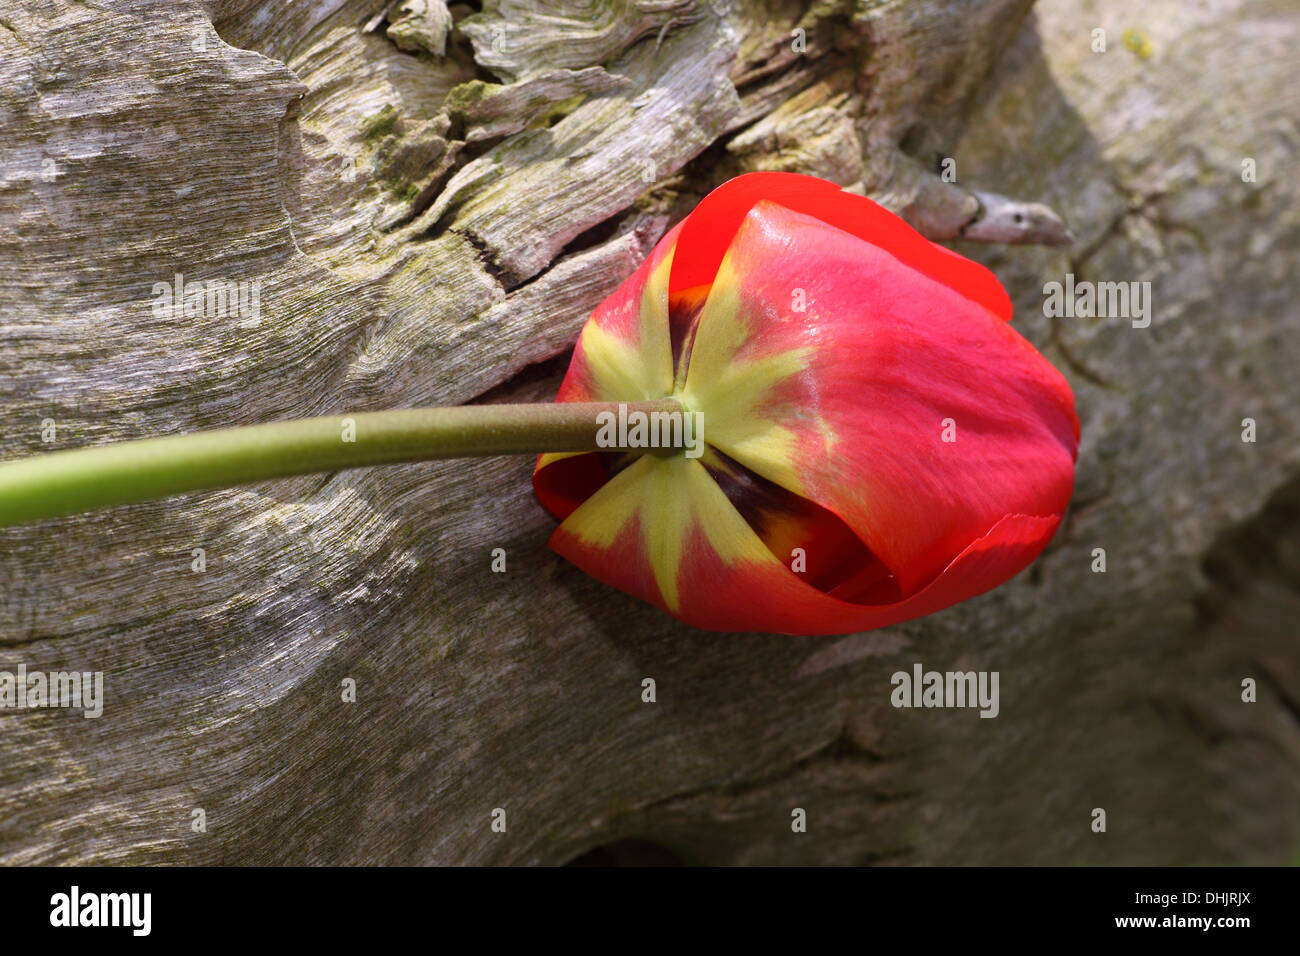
699,446,897,601
533,224,683,520
669,172,1013,321
549,447,1061,634
681,200,1077,595
533,450,609,522
550,453,757,615
554,223,680,404
536,174,1076,633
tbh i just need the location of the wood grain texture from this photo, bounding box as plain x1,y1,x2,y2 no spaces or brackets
1,0,1297,864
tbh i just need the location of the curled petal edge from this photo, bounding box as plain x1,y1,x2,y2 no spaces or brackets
545,453,1061,635
669,171,1014,322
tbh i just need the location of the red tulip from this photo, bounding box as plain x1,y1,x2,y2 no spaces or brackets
533,172,1078,635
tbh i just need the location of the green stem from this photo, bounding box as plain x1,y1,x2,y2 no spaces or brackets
0,400,681,529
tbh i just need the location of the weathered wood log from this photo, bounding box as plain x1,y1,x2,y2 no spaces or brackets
0,0,1297,864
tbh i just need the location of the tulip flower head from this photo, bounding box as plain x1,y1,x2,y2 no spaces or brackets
534,173,1079,635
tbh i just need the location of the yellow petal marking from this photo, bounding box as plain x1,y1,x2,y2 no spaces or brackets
559,452,766,612
574,244,675,401
679,245,814,495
